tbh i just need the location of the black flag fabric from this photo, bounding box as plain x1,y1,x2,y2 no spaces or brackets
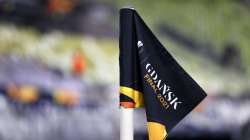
119,8,207,140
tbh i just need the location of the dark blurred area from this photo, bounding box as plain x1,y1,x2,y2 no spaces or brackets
0,0,250,140
0,0,116,36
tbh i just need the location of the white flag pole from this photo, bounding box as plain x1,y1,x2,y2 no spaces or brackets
120,107,134,140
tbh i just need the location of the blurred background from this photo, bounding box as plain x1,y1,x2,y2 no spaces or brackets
0,0,250,140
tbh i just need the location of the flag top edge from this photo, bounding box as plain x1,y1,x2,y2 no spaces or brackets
120,7,135,11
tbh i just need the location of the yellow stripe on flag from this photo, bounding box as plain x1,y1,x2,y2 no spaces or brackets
147,122,168,140
119,86,144,108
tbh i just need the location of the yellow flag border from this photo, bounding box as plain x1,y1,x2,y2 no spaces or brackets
120,86,144,108
147,122,168,140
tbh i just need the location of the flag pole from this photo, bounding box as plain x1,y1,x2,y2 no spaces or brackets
120,107,134,140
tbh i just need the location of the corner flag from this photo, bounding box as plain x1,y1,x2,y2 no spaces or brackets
119,8,207,140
